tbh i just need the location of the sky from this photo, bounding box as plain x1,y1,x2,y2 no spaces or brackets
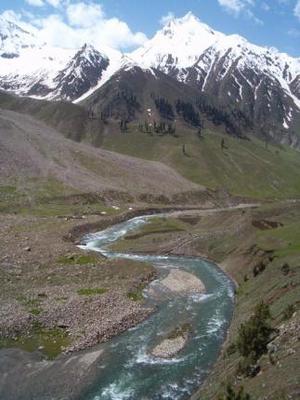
1,0,300,57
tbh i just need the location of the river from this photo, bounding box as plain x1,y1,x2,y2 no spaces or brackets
77,214,235,400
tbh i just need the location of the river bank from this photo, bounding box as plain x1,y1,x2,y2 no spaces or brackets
0,207,235,400
107,201,300,400
1,201,298,400
0,212,159,358
0,204,219,359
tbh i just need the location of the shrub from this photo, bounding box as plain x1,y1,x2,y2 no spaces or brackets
282,304,296,321
281,263,290,276
236,357,260,377
226,342,237,356
236,302,274,362
252,262,266,277
218,384,251,400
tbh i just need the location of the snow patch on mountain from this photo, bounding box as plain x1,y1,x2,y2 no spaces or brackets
129,12,300,112
0,14,42,58
0,9,300,131
130,12,225,72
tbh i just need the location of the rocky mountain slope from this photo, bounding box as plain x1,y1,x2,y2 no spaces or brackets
1,12,300,146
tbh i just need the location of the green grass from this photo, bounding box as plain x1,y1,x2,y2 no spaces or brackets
127,281,149,302
0,91,103,145
77,287,107,296
0,177,120,217
29,308,42,315
127,290,144,301
110,217,187,253
197,203,300,400
58,253,101,265
16,296,43,315
0,178,75,214
125,217,187,239
103,128,300,199
257,221,300,257
0,325,70,359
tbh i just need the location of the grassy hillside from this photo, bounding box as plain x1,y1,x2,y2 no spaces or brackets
0,108,208,216
2,91,299,201
196,203,300,400
0,91,104,146
103,127,300,199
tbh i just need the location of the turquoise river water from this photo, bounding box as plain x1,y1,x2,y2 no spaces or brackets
78,214,235,400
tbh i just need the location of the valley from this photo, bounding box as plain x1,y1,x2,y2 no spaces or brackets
0,6,299,400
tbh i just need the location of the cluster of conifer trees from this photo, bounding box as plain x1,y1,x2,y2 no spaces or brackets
138,121,176,135
99,89,251,139
154,97,175,120
175,99,202,127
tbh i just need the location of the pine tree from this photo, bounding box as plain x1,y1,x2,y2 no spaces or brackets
236,302,274,361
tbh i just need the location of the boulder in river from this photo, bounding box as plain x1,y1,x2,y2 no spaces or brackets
151,324,191,359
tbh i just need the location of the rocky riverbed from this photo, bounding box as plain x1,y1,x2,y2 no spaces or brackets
0,213,157,357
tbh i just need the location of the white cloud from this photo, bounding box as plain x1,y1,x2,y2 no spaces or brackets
261,2,270,11
25,0,62,7
218,0,262,24
25,0,44,6
45,0,62,7
246,9,263,24
295,0,300,20
218,0,254,15
66,2,104,27
160,12,175,25
25,1,147,50
1,9,39,34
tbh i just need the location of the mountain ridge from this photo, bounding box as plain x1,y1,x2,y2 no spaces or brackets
0,12,300,147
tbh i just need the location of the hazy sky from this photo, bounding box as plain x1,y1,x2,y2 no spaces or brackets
1,0,300,56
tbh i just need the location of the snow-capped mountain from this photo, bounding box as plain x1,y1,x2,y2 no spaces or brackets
0,43,109,101
130,12,225,73
0,14,122,101
129,13,300,141
0,12,300,145
28,44,110,102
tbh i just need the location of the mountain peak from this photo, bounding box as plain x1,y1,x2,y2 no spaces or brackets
181,11,199,21
0,14,41,57
164,11,200,27
131,13,224,70
77,43,108,59
161,12,220,38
